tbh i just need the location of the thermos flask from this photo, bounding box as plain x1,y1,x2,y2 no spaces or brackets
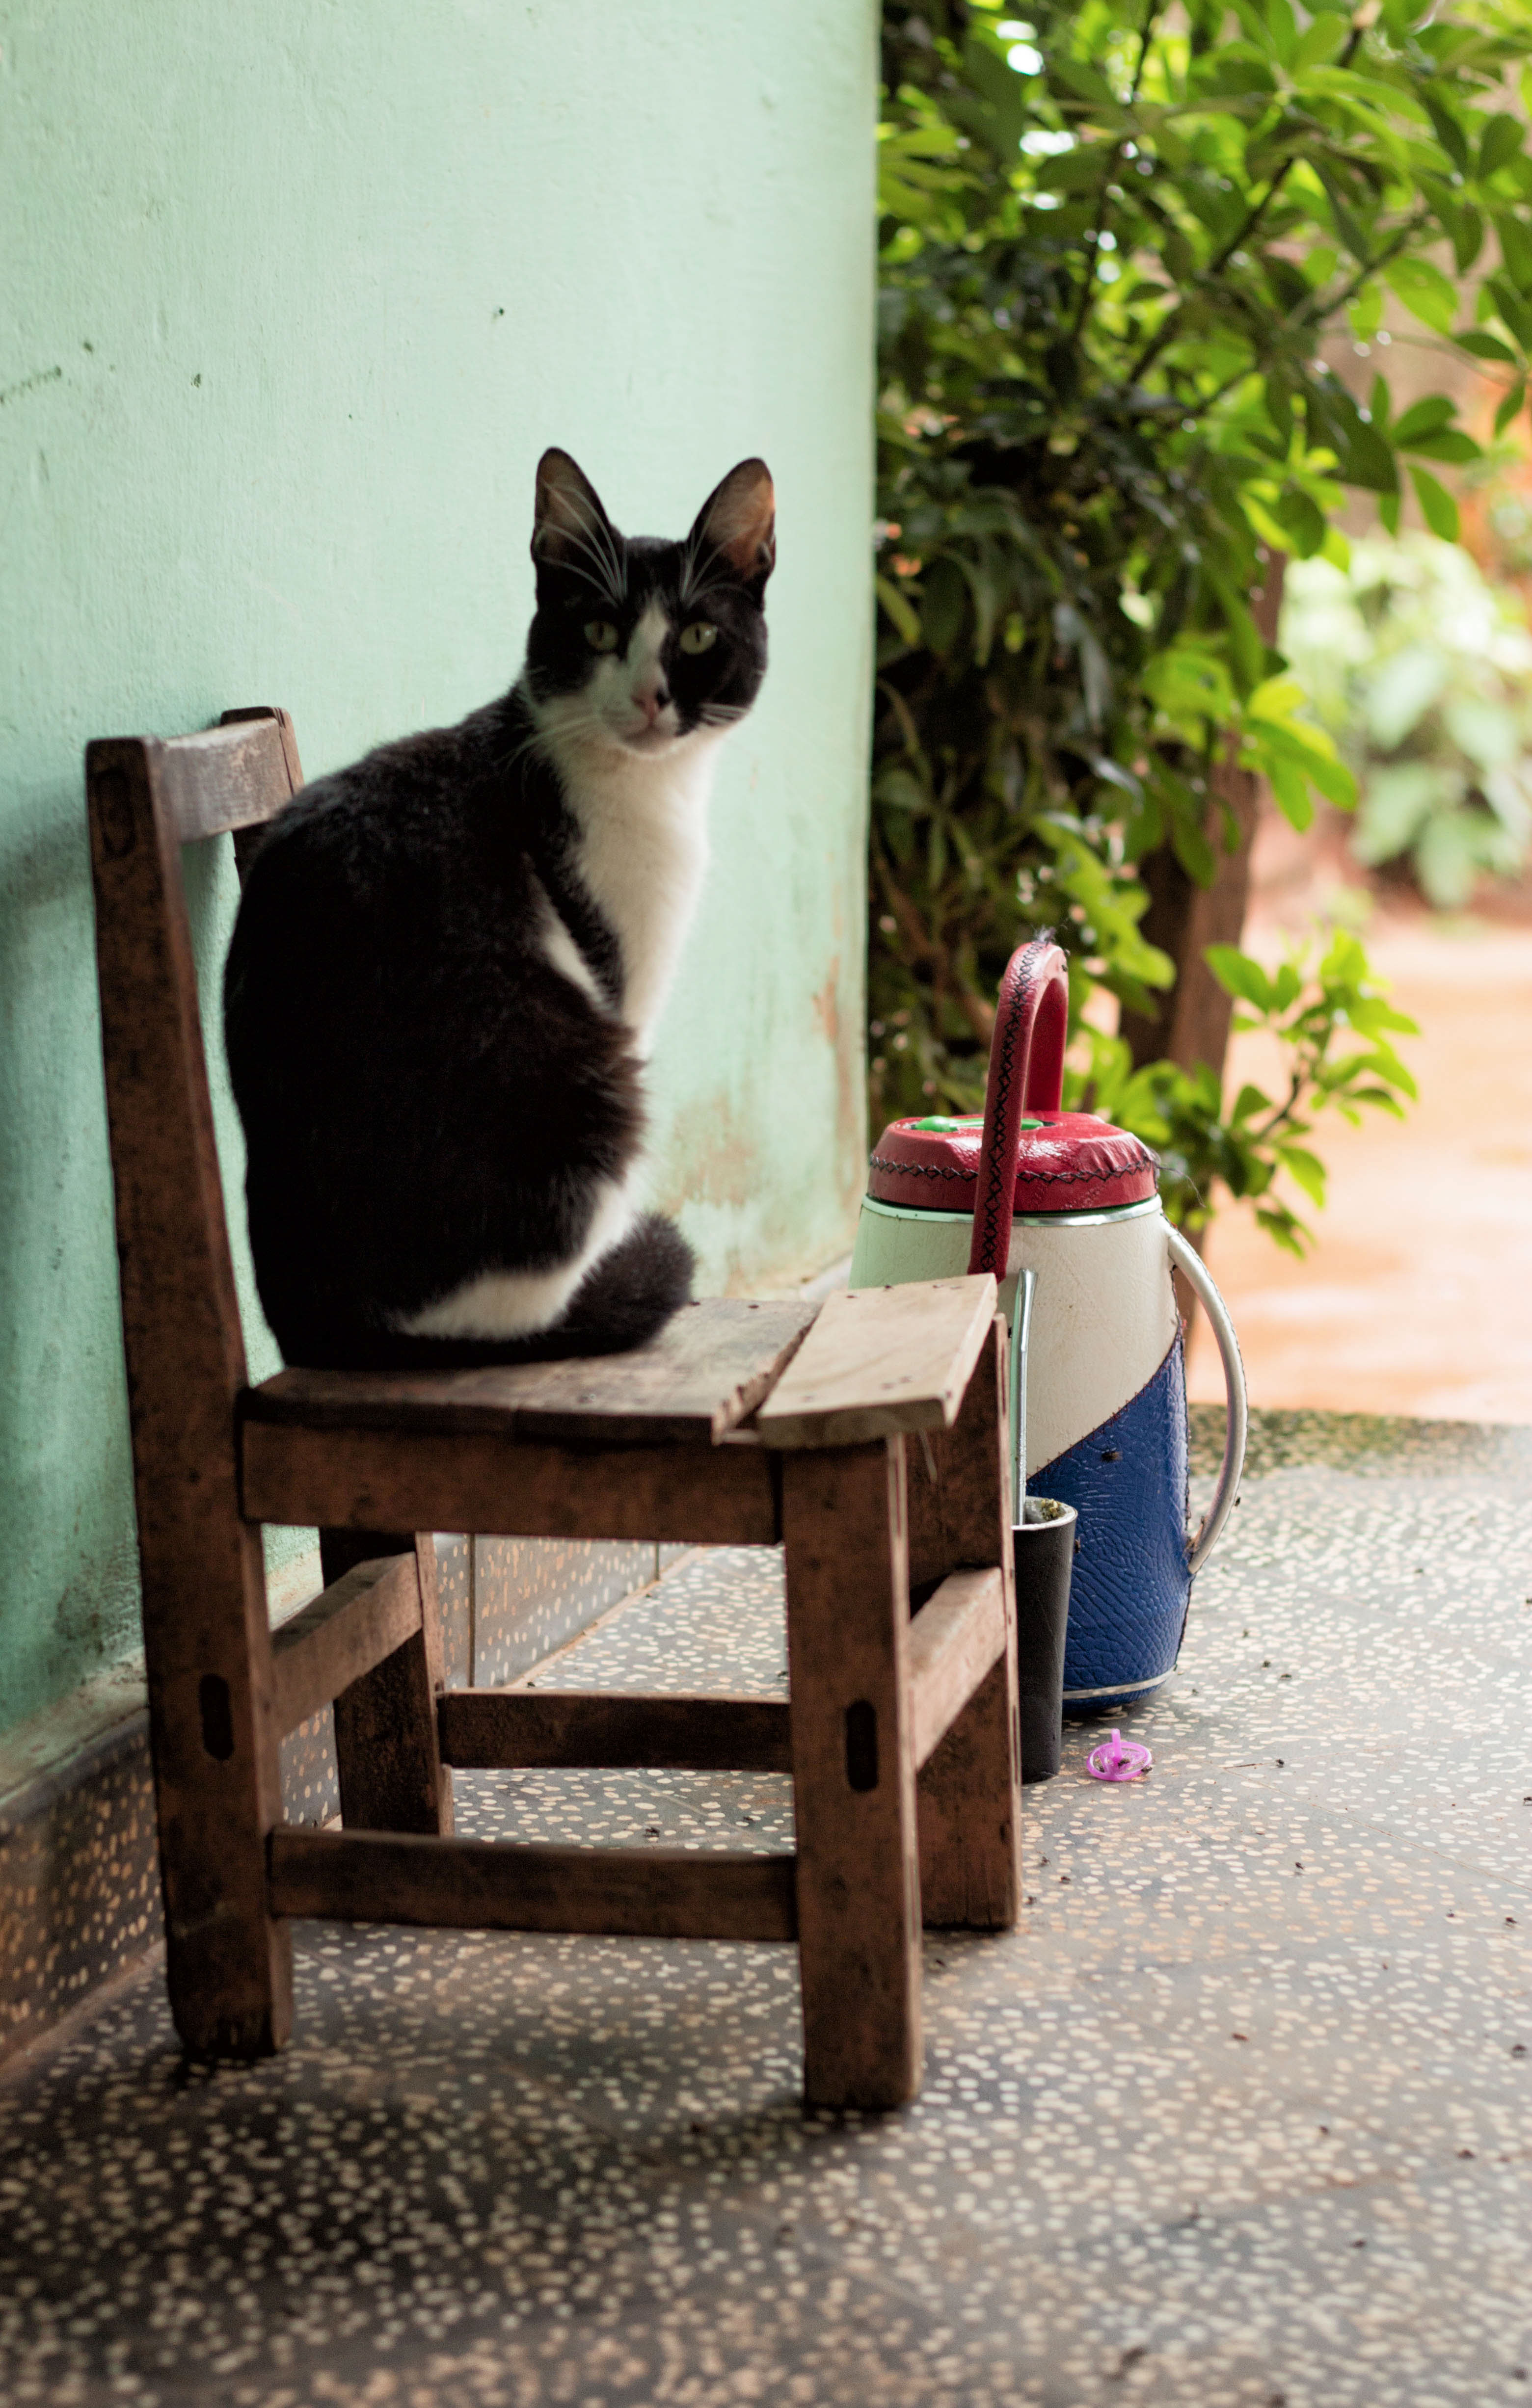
851,935,1247,1714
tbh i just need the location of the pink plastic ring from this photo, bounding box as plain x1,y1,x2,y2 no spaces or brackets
1087,1728,1153,1782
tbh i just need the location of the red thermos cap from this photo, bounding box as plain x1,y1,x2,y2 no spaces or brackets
866,936,1158,1242
866,1110,1158,1217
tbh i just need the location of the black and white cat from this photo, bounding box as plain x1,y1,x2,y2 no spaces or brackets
223,448,775,1368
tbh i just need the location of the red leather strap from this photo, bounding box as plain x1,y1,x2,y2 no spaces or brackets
966,937,1071,1276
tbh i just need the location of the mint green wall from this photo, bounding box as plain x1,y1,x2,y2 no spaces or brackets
0,3,877,1732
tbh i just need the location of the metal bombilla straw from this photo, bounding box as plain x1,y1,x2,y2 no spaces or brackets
1010,1266,1036,1523
966,933,1078,1784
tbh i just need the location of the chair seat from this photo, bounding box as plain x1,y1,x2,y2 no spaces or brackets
243,1295,818,1446
239,1296,818,1543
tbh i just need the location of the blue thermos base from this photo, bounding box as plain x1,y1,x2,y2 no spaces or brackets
1032,1333,1191,1715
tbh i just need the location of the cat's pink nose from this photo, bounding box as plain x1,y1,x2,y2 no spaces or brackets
633,682,669,726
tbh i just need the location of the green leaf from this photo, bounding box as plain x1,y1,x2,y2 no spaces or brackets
1274,486,1328,556
1385,258,1458,335
1277,1144,1327,1207
1402,430,1481,465
1346,997,1420,1038
1169,811,1217,889
1254,1205,1310,1259
920,556,968,655
1267,756,1316,829
1447,203,1485,277
1423,95,1470,174
1391,396,1456,446
1495,379,1527,437
1290,12,1345,69
1049,58,1117,106
1311,383,1398,494
1489,273,1532,350
1205,945,1275,1011
1408,463,1459,541
874,766,929,815
1455,329,1518,365
876,574,921,646
1479,113,1524,182
1496,213,1532,297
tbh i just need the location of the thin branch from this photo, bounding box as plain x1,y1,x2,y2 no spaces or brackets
1126,162,1298,389
1069,0,1162,346
1297,208,1430,332
1126,14,1374,390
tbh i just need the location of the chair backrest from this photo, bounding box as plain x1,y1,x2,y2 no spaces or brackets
85,707,304,1543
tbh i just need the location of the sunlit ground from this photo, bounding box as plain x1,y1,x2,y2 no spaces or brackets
1186,858,1532,1421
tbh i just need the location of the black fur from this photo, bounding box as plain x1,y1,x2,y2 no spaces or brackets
223,452,773,1369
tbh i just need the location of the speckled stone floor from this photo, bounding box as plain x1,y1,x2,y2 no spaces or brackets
2,1409,1530,2407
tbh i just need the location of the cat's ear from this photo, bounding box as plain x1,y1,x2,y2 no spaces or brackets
533,449,618,577
689,459,776,593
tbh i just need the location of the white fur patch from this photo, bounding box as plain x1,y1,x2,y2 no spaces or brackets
397,1172,641,1340
532,872,605,1009
526,628,731,1048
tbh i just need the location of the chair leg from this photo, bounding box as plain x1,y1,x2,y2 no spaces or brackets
146,1517,294,2059
909,1317,1023,1929
783,1437,922,2111
322,1530,454,1835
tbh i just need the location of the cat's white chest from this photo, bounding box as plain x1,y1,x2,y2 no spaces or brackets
564,739,720,1046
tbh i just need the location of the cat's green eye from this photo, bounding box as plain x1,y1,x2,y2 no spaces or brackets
679,621,718,656
584,620,619,654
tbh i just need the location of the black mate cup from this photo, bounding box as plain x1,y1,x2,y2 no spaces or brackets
1012,1497,1077,1783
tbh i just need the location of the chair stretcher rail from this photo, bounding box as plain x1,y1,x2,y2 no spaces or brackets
269,1826,799,1941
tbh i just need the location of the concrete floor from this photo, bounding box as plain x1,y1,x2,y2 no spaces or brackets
2,1408,1530,2407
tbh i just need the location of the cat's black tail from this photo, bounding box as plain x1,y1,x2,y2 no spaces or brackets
555,1209,697,1353
276,1213,697,1372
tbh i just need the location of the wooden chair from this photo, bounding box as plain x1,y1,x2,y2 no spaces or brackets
85,706,1023,2111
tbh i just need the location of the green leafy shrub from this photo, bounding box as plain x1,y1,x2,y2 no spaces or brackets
1284,533,1532,904
1070,929,1418,1251
870,0,1532,1234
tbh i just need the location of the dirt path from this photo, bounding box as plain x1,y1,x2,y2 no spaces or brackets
1186,904,1532,1420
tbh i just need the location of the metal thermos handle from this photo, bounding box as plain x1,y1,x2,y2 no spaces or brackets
1164,1224,1248,1576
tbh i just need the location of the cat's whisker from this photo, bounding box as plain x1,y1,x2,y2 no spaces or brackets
551,527,624,608
678,536,706,609
675,579,741,617
557,495,625,599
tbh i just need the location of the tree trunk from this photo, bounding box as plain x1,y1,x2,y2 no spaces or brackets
1117,556,1285,1324
1119,555,1286,1090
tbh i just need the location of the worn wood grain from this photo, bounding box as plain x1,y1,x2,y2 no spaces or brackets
906,1310,1013,1592
269,1826,799,1941
218,706,304,879
907,1567,1007,1772
86,731,291,2059
438,1689,792,1772
158,717,296,845
242,1423,781,1545
246,1296,816,1447
321,1533,453,1836
912,1320,1023,1931
783,1437,922,2111
757,1276,998,1449
271,1552,423,1735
